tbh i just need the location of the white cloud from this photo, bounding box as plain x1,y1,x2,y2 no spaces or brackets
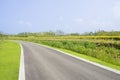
17,20,24,24
17,20,32,27
26,22,32,27
74,18,84,23
113,2,120,18
59,16,63,21
89,20,112,27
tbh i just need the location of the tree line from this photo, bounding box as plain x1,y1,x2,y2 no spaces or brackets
1,30,120,37
82,30,120,36
0,32,3,40
16,30,120,37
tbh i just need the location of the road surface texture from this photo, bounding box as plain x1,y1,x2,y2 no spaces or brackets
20,41,120,80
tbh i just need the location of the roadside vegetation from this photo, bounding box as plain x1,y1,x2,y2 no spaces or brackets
34,40,120,66
0,41,20,80
57,48,120,70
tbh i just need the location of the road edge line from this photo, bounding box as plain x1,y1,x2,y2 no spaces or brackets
33,42,120,75
18,43,25,80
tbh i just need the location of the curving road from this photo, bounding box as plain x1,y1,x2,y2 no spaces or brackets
20,41,120,80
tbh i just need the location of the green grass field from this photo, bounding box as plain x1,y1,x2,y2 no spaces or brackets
0,41,20,80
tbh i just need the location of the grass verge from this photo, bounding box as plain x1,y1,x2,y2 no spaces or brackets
0,41,21,80
58,48,120,70
37,42,120,71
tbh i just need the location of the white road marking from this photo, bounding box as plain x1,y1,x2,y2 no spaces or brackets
18,43,25,80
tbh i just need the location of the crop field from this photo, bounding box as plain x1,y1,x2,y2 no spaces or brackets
0,41,20,80
7,36,120,41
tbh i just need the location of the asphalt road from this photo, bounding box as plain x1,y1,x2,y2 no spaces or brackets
20,41,120,80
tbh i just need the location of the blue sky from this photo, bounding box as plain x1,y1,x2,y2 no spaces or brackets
0,0,120,34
